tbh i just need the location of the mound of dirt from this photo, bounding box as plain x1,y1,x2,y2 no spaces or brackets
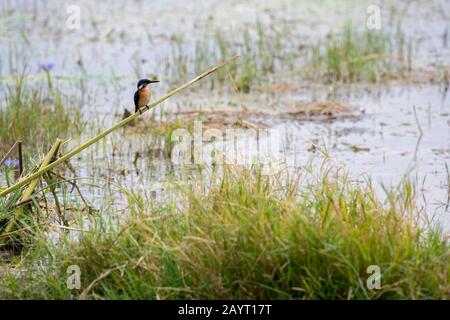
287,101,352,117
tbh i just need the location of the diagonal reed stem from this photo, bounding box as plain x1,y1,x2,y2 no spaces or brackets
1,139,62,243
20,139,62,202
0,55,238,198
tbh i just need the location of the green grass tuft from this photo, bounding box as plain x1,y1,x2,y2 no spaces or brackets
308,23,413,83
0,75,83,154
1,165,447,299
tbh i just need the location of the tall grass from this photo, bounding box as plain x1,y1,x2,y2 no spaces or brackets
308,24,413,83
1,164,447,299
166,21,285,93
166,23,415,91
0,75,83,154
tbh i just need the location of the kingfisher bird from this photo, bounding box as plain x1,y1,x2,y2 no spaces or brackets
134,79,159,114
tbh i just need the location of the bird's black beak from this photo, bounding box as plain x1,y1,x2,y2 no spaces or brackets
148,80,160,83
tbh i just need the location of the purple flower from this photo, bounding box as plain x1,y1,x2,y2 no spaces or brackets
38,62,54,72
4,159,20,168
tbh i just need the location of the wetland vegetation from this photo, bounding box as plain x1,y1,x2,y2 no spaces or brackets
0,0,449,300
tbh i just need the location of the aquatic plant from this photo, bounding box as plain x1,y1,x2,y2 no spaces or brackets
307,23,413,83
0,74,83,155
3,159,19,168
0,164,447,299
166,22,284,93
166,22,416,91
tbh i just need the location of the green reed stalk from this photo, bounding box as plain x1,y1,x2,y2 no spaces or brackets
1,139,62,243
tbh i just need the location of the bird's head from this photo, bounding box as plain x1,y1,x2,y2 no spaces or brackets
137,79,159,90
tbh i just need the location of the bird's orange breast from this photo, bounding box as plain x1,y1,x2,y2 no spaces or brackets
138,86,152,107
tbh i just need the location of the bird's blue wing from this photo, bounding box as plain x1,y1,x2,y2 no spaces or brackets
134,91,139,112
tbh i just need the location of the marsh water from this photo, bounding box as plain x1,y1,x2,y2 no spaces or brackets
1,1,449,230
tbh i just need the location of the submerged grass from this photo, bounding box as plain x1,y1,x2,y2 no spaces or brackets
0,164,448,299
